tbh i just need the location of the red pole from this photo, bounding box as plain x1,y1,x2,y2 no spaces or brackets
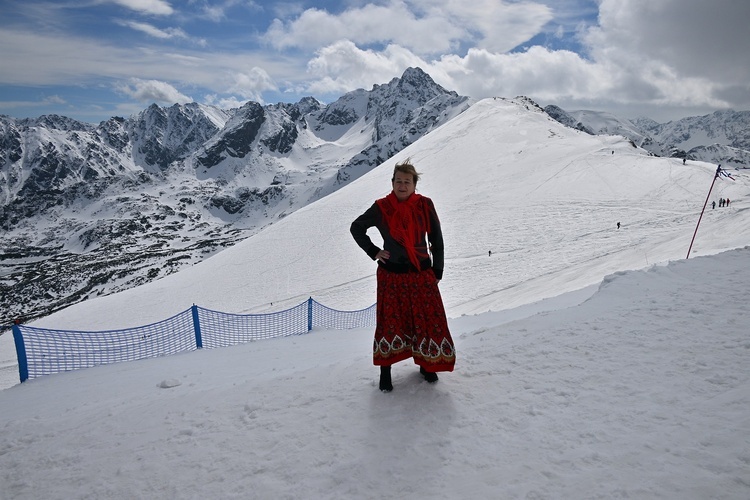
686,166,720,259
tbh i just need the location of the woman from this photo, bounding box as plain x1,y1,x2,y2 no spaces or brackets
350,160,456,392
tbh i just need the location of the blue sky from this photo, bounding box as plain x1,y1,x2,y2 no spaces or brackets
1,0,748,123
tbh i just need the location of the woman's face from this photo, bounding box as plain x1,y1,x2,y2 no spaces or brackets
392,171,416,202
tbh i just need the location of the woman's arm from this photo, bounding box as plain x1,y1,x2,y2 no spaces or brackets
427,199,444,280
350,203,382,261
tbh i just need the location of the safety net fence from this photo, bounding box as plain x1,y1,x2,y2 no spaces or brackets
10,298,376,383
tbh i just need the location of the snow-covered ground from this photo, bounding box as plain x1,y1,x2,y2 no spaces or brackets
0,98,748,498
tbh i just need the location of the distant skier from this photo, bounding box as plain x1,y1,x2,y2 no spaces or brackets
712,201,716,209
488,250,492,257
617,222,621,229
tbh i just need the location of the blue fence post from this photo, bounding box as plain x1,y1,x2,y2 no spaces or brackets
12,324,29,383
307,297,313,331
191,304,203,348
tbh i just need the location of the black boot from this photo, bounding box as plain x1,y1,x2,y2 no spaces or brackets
420,366,439,383
379,365,393,392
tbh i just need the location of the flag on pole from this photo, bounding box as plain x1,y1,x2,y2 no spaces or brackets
716,165,735,180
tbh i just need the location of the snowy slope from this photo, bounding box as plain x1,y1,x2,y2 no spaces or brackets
0,244,748,499
24,97,750,333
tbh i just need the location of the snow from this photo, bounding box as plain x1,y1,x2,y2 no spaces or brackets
1,97,749,498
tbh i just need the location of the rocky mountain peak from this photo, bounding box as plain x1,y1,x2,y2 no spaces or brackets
397,66,452,98
294,96,323,116
130,102,229,170
372,67,455,108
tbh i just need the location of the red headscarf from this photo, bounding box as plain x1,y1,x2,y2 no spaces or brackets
376,192,432,269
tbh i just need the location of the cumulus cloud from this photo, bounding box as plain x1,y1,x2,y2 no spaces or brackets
264,0,555,56
266,0,558,57
589,0,750,81
296,0,749,116
116,78,192,104
225,67,278,102
305,40,426,94
302,42,605,104
580,0,750,110
264,2,465,55
441,47,604,100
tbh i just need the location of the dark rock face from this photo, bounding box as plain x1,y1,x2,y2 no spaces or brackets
197,102,265,167
543,105,596,135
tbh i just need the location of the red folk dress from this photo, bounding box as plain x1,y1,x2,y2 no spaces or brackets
350,192,456,372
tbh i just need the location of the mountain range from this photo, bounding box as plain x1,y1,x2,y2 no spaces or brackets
544,106,750,166
1,67,748,327
0,68,471,326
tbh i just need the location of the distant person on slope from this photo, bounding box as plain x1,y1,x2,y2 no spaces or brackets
350,160,456,392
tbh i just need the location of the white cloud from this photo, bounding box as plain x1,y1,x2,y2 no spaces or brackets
295,0,749,115
418,0,553,52
304,40,426,95
438,46,604,100
579,0,750,110
111,0,174,16
301,42,602,103
0,27,288,95
46,95,67,105
199,0,260,22
264,2,465,55
116,20,188,40
0,95,67,109
590,0,750,80
225,68,278,102
264,0,554,55
116,78,192,104
115,20,208,46
301,38,734,117
204,94,247,109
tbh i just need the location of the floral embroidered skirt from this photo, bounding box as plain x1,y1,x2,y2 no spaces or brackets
373,266,456,372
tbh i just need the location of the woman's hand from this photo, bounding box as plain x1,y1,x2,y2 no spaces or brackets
376,249,390,262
